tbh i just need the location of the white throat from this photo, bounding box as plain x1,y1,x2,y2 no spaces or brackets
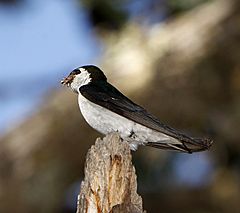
71,68,91,93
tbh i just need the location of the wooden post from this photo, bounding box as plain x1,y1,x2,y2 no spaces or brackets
76,133,145,213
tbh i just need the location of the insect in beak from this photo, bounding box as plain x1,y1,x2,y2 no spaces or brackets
61,74,74,87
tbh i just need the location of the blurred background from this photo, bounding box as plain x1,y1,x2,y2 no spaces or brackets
0,0,240,212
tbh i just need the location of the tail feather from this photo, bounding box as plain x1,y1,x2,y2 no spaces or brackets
146,138,213,154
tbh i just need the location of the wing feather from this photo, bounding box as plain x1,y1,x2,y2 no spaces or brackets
80,82,212,153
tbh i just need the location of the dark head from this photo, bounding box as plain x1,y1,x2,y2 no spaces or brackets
61,65,107,93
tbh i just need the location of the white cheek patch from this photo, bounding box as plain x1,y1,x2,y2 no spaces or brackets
79,70,92,85
71,70,92,92
79,68,86,72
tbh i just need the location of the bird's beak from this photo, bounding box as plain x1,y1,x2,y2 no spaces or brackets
61,74,74,87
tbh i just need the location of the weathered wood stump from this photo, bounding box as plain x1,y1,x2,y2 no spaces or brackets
76,133,144,213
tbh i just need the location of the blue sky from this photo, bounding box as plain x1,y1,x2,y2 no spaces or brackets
0,0,101,132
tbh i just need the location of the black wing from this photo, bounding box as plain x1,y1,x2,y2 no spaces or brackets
80,82,213,153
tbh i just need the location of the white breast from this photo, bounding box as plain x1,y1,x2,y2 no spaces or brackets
78,93,180,150
78,93,133,137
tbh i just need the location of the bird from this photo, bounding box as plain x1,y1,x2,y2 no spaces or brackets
61,65,212,153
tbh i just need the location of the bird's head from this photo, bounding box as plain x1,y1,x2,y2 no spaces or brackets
61,65,107,93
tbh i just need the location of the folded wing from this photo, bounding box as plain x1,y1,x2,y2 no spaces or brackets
79,82,213,153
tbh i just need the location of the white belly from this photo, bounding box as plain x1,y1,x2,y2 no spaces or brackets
78,93,179,150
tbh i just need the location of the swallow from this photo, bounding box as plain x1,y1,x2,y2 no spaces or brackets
61,65,212,153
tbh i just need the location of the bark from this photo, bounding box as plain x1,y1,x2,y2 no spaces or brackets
77,133,144,213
